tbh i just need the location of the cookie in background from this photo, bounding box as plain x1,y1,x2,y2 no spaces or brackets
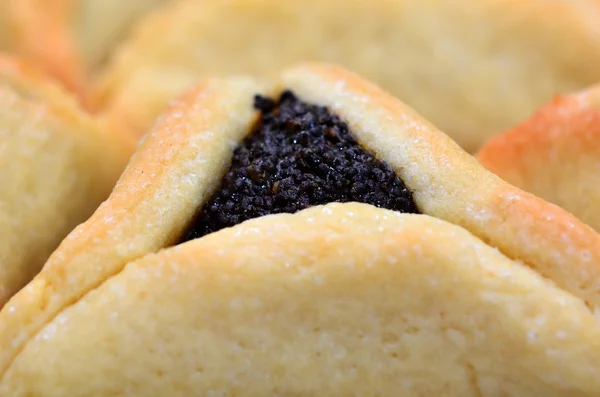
90,0,600,151
478,83,600,232
2,63,600,395
0,56,133,307
0,1,14,52
7,0,172,94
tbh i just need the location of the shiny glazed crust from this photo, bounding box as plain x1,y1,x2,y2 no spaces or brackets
90,0,600,150
477,84,600,232
2,203,600,395
7,0,171,94
0,56,133,307
1,63,600,389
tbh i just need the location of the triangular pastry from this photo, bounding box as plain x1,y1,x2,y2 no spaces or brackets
8,0,172,93
1,63,600,395
90,0,600,151
0,56,132,307
478,84,600,232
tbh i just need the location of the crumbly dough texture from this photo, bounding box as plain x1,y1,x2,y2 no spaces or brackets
1,63,600,394
478,84,600,232
2,203,600,396
90,0,600,150
0,56,132,307
7,0,171,93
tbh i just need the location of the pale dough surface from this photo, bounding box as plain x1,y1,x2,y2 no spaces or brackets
2,204,600,396
0,56,132,307
1,63,600,393
90,0,600,150
478,84,600,232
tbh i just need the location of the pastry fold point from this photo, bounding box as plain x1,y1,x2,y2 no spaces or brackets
1,63,600,395
0,55,133,307
478,83,600,232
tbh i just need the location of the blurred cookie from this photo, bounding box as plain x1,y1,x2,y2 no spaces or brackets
478,84,600,232
90,0,600,151
9,0,172,93
0,1,15,51
0,56,132,306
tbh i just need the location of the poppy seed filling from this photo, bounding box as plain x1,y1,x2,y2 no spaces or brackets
181,90,420,242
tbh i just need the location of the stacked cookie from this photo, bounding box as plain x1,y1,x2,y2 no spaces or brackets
1,1,600,396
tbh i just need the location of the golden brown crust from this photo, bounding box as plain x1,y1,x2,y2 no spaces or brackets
2,204,600,395
477,84,600,232
0,56,133,307
2,62,600,383
90,0,600,149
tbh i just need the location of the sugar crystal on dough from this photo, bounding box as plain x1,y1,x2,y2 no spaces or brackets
39,323,58,341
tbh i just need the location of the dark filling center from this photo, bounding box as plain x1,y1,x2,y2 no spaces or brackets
180,90,420,242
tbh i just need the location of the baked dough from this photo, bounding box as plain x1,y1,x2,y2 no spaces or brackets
90,0,600,150
2,203,600,396
1,63,600,394
477,84,600,232
0,1,15,51
0,56,133,307
8,0,172,93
